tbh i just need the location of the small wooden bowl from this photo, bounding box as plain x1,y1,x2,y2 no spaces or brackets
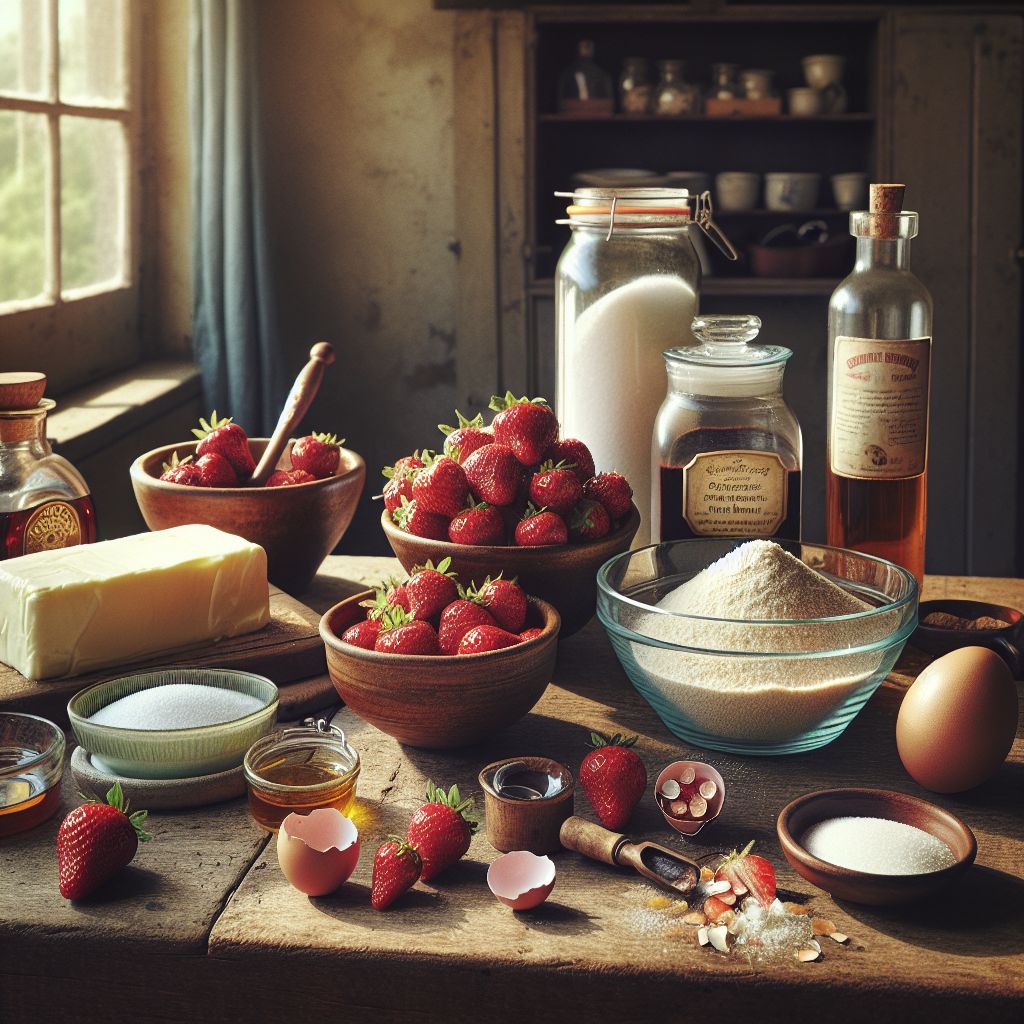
777,788,977,906
319,590,560,749
131,439,365,595
479,756,575,855
381,504,641,637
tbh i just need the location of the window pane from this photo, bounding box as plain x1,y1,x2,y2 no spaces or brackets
0,110,47,304
59,0,124,107
61,115,125,292
0,0,48,99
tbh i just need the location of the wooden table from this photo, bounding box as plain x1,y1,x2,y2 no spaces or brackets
2,558,1021,1024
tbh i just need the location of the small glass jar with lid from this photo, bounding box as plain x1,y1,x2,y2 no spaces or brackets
619,57,651,115
710,62,741,100
654,60,699,116
651,315,802,543
0,372,97,559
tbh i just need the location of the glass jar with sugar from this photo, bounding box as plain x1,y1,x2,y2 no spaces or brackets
652,314,802,543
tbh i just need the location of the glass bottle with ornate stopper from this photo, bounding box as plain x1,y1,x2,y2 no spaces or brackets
826,184,933,584
0,372,97,559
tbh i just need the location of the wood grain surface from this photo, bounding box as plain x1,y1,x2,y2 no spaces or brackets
1,562,1021,1024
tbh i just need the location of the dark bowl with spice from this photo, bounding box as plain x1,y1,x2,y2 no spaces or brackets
911,600,1023,679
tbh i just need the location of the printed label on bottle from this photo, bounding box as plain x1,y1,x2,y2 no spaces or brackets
23,501,82,555
682,451,788,537
830,336,931,479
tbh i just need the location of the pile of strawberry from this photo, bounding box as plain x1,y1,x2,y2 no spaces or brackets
158,412,343,488
342,559,542,656
381,393,633,546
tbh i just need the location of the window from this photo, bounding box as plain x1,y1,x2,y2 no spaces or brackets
0,0,139,393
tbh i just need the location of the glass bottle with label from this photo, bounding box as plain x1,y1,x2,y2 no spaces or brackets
826,184,932,584
652,315,802,543
0,373,97,559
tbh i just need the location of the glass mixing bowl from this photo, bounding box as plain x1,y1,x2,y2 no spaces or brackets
597,539,918,755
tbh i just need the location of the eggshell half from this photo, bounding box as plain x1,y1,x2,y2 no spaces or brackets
896,646,1019,793
277,808,360,896
487,851,556,909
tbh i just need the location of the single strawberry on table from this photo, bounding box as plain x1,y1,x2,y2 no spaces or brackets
195,451,238,488
528,459,583,517
488,393,559,467
462,443,522,507
515,503,568,546
159,451,203,486
545,438,595,483
392,496,451,542
57,781,151,899
371,836,422,909
438,411,493,465
570,499,610,541
406,557,459,620
470,576,528,633
713,840,777,911
373,609,440,656
406,781,478,880
579,732,647,830
192,411,255,479
457,624,522,655
411,453,470,519
290,432,343,479
437,598,497,656
448,502,505,546
583,472,633,520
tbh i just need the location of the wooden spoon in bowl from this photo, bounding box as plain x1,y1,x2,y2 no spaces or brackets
248,343,336,486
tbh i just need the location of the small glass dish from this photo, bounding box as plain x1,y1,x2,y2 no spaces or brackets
0,713,66,837
244,722,360,832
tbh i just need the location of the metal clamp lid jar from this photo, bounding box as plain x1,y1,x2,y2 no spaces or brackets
651,314,802,543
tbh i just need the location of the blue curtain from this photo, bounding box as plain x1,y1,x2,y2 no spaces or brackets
190,0,283,437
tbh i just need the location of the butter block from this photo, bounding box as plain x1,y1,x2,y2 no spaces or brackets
0,524,270,680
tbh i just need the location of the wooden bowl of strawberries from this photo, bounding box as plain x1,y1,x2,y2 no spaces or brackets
131,424,365,594
380,394,641,637
320,568,559,748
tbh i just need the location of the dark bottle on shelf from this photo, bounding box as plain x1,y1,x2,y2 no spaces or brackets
557,40,613,117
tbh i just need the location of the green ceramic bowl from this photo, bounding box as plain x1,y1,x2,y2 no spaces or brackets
68,669,279,780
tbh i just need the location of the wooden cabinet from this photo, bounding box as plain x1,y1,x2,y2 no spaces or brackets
450,4,1022,576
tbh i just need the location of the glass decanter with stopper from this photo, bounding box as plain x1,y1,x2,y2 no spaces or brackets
652,315,802,543
0,372,97,559
826,184,932,584
557,40,614,117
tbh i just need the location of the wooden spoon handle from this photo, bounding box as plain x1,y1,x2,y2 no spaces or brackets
559,815,627,866
249,343,335,486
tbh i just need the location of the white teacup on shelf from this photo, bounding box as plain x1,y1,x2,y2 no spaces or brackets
788,87,823,117
830,172,868,211
715,171,760,212
740,69,774,100
765,172,822,212
802,54,847,113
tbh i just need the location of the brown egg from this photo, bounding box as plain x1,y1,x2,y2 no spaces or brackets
896,646,1019,793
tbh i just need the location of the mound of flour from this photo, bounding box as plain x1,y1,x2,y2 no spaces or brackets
631,541,898,743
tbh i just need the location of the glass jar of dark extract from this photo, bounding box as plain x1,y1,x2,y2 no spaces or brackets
652,315,802,542
0,372,97,559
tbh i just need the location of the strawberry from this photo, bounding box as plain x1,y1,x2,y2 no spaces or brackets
462,443,522,507
374,610,441,656
570,499,610,541
291,432,343,479
406,558,459,620
713,840,777,911
584,472,633,520
457,624,522,655
488,393,559,466
448,503,504,546
159,451,202,486
267,469,317,487
528,460,583,517
382,453,426,512
371,837,422,909
341,618,381,650
438,599,497,655
57,782,151,899
515,504,567,546
406,781,478,880
439,411,493,464
579,732,647,830
519,628,544,642
392,497,451,541
470,576,528,633
545,438,595,483
411,453,469,518
383,578,411,613
192,412,255,478
703,895,735,925
195,451,238,488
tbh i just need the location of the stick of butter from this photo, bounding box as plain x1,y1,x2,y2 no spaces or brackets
0,524,271,680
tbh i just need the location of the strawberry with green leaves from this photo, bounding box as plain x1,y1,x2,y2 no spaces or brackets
341,618,381,650
528,459,583,517
583,472,633,520
469,576,528,633
371,837,422,909
448,502,504,546
545,438,595,483
438,411,493,465
406,558,459,620
406,781,478,880
515,503,567,546
392,496,451,542
159,451,203,486
488,393,559,467
291,432,343,479
438,598,497,655
579,732,647,830
381,453,426,514
57,782,151,899
713,841,777,911
193,412,255,479
570,499,610,541
373,608,441,655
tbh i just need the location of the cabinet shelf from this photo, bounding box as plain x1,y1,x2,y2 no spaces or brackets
537,112,875,124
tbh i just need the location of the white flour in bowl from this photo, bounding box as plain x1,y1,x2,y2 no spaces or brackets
630,541,899,742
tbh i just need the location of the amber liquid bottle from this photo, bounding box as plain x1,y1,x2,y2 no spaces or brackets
826,186,933,584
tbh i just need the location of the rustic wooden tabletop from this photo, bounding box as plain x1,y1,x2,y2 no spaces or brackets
1,558,1021,1024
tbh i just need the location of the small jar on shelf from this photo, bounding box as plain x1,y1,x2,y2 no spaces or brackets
619,57,651,115
558,40,614,117
710,63,740,100
654,60,699,116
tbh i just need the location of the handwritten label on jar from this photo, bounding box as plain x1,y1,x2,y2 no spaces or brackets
830,336,931,479
682,451,788,537
24,501,82,555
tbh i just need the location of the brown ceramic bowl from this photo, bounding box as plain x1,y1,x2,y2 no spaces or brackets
380,504,641,637
131,439,365,595
320,589,559,748
777,788,977,906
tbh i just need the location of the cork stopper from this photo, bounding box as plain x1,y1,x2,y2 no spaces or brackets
0,372,46,411
869,183,905,241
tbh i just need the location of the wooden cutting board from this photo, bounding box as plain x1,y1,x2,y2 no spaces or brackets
0,585,328,723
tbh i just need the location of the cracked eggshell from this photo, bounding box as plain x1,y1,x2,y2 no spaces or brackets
654,761,726,835
277,808,360,896
487,851,556,910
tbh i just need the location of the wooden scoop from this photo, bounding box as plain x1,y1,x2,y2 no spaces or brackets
248,343,335,486
560,815,699,896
